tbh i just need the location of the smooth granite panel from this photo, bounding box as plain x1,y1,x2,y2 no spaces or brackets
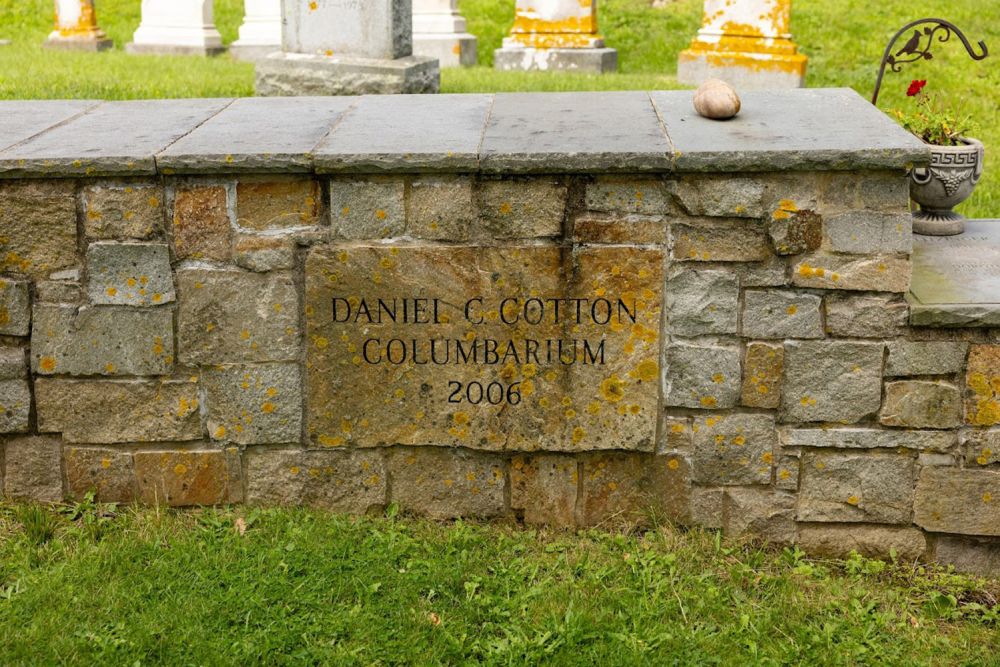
0,100,99,152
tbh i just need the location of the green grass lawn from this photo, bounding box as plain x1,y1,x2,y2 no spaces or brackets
0,501,998,665
0,0,996,216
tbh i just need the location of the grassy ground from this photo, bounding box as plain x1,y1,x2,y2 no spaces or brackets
0,0,996,216
0,501,998,665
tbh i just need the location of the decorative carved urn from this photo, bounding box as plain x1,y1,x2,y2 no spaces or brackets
910,137,984,236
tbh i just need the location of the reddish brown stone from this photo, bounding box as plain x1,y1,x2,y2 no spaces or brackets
509,453,578,526
742,342,783,409
966,345,1000,426
578,452,690,527
236,179,320,230
65,447,136,503
134,449,241,506
172,185,231,261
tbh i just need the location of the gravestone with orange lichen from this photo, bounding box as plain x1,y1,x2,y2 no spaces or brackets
494,0,617,73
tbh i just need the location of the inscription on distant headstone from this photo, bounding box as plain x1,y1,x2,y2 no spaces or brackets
305,245,663,451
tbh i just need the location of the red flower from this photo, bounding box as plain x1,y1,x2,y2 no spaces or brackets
907,80,927,97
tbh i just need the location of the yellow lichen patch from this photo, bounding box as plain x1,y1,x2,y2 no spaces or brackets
214,425,227,439
572,427,586,444
261,402,275,414
104,362,115,374
101,458,111,470
786,305,798,316
700,396,718,408
318,435,345,447
847,495,860,506
498,202,513,216
600,375,626,402
39,356,57,373
173,464,188,475
667,458,680,471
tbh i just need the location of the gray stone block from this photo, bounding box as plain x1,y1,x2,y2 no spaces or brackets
479,178,567,239
781,341,884,424
0,347,26,379
585,177,671,216
825,293,908,338
329,177,406,239
915,467,1000,536
82,183,164,240
823,211,912,254
723,488,797,544
665,268,738,336
880,381,962,429
255,53,439,98
663,343,741,409
784,428,956,452
3,436,63,502
204,364,303,445
742,290,823,340
493,47,617,73
86,242,175,307
408,176,474,241
692,413,775,485
797,451,916,524
245,448,386,512
386,447,506,519
0,277,30,336
0,100,98,152
886,341,969,377
282,0,412,60
797,524,927,561
0,378,30,433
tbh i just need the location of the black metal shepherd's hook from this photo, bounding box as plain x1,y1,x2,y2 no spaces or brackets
872,18,988,105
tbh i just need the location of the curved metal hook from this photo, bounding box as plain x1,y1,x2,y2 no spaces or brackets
872,18,988,105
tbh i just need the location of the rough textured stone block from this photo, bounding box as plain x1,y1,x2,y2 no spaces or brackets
768,208,822,256
479,178,566,239
660,416,693,453
86,242,175,307
510,453,578,527
775,454,800,491
245,448,386,512
386,448,506,519
0,347,26,379
585,178,672,216
83,183,164,239
329,178,406,240
663,343,741,409
64,447,136,503
0,278,30,336
692,414,774,486
204,364,302,445
797,524,927,560
672,176,767,218
723,488,796,544
573,214,666,245
914,467,1000,536
741,342,783,409
933,536,1000,576
823,211,912,255
35,280,80,304
742,290,823,340
886,341,969,377
672,219,771,262
3,436,63,502
0,378,30,433
792,255,911,292
964,430,1000,467
797,451,916,524
36,378,201,444
135,449,241,506
233,236,297,273
665,268,738,336
880,381,962,429
578,452,691,527
732,259,788,288
858,173,912,212
0,180,78,279
690,486,724,529
31,304,174,376
825,293,908,338
177,269,299,364
784,428,956,452
236,179,320,230
781,341,883,424
408,176,474,241
172,185,232,262
966,345,1000,426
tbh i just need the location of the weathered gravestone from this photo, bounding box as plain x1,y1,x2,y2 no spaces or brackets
231,0,282,62
44,0,113,52
494,0,617,73
255,0,439,96
126,0,226,56
412,0,477,67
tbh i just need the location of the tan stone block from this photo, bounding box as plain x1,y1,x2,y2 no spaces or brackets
203,364,302,445
65,447,136,503
0,378,31,434
932,536,1000,576
798,524,927,560
408,176,474,241
964,429,1000,467
723,488,796,544
386,447,506,519
672,219,771,262
690,486,723,529
245,448,386,512
691,414,774,486
879,381,962,429
172,185,231,261
509,453,578,526
572,214,666,244
0,278,30,336
741,342,783,409
914,467,1000,536
134,449,241,506
0,180,78,279
236,178,320,230
586,177,673,216
83,183,164,239
4,436,63,502
660,415,692,452
797,451,916,524
966,345,1000,426
329,177,405,240
578,452,691,527
792,254,911,292
775,454,800,491
36,378,201,444
479,178,567,239
233,235,296,272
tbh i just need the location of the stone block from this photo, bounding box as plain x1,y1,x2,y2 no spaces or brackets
690,486,724,529
965,345,1000,426
886,341,969,377
35,378,201,444
408,176,474,241
723,488,796,544
0,180,78,279
573,214,666,245
479,178,567,239
825,293,908,338
784,428,957,452
177,269,299,364
660,416,693,453
64,447,136,503
741,290,823,340
781,341,884,424
578,452,691,527
0,278,30,336
35,281,81,304
692,413,775,486
797,524,927,561
879,381,962,429
233,236,297,273
493,47,617,74
83,183,164,239
510,453,578,527
964,430,1000,467
663,343,741,409
134,449,241,506
792,255,911,292
914,467,1000,536
0,379,30,434
665,268,738,336
932,536,1000,576
245,448,386,513
172,185,232,262
585,178,672,216
672,176,768,218
204,364,302,446
386,447,506,520
857,173,912,212
671,219,771,262
0,347,26,379
797,451,916,524
768,208,822,256
741,342,783,409
775,454,800,491
86,242,175,307
31,304,174,376
823,211,912,255
732,259,789,287
236,179,320,230
3,436,63,502
255,53,440,98
329,177,406,240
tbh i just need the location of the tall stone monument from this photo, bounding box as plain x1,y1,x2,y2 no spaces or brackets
44,0,113,52
256,0,439,96
412,0,477,68
231,0,282,61
494,0,616,73
677,0,807,89
126,0,226,56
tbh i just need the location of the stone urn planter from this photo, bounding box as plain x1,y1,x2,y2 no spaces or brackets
910,137,984,236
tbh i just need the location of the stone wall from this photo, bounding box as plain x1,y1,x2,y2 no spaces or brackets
2,91,999,574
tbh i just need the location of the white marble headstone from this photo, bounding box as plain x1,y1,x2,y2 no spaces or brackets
282,0,412,60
